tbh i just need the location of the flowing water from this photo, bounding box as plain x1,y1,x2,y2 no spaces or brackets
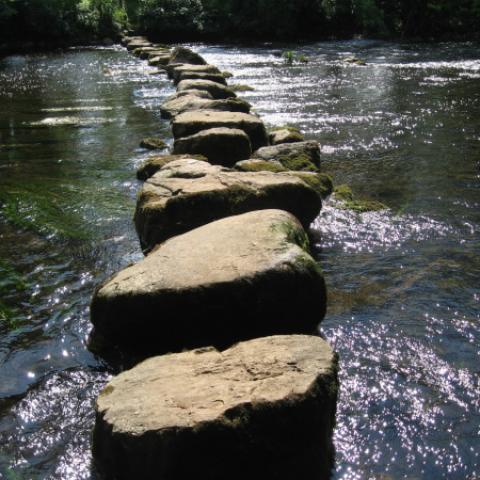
0,40,479,479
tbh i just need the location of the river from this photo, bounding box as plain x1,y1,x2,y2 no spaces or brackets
0,40,479,479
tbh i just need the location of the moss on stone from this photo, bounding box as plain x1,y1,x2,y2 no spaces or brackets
222,71,234,78
235,160,286,173
292,173,333,199
334,184,387,212
278,154,319,172
334,184,354,202
272,220,310,253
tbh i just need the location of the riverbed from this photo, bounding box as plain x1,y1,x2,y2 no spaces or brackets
0,40,479,479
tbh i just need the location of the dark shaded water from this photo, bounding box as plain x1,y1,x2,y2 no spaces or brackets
0,41,479,479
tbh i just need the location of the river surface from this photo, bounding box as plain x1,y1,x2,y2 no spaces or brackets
0,40,479,479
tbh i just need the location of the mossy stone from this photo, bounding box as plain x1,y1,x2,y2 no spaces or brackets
291,173,333,199
334,184,387,212
234,159,287,173
279,153,319,172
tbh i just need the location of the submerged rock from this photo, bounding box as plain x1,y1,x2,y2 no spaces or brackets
177,79,236,100
333,184,387,212
136,154,208,181
253,141,321,171
90,209,327,359
172,111,269,151
93,335,338,480
134,159,321,251
173,128,251,165
161,95,251,119
169,47,207,65
139,137,168,151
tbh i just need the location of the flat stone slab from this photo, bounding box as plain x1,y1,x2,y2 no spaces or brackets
161,95,251,119
177,79,236,100
93,335,338,480
172,111,269,151
136,154,208,181
173,127,251,164
90,209,327,359
253,141,321,171
171,64,221,82
175,71,227,85
148,54,171,66
134,159,321,251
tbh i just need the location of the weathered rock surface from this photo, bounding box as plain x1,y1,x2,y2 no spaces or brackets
126,41,152,51
235,158,287,173
171,64,221,82
289,172,334,199
90,209,327,358
161,95,250,119
173,128,252,165
148,54,171,66
177,79,236,100
269,127,305,145
136,154,208,181
134,159,321,252
175,71,227,85
93,335,338,480
169,46,207,65
169,89,213,100
253,141,321,171
139,137,168,150
172,111,268,151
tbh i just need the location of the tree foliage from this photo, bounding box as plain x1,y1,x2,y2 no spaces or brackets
0,0,479,43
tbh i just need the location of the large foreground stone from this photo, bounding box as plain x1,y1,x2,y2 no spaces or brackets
169,46,207,65
134,159,321,251
172,128,251,165
93,335,338,480
161,94,250,119
172,111,269,151
177,79,236,100
90,210,327,359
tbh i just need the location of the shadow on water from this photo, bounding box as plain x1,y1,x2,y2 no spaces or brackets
0,40,479,478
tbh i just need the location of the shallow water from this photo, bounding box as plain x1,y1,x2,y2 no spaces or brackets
0,41,479,479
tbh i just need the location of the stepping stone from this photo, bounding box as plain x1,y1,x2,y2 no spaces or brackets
137,154,208,181
173,128,251,165
93,335,338,480
177,79,236,100
169,46,207,65
174,71,227,85
134,159,321,251
269,127,305,145
172,111,268,151
253,141,321,171
89,210,327,359
161,94,250,119
171,64,221,82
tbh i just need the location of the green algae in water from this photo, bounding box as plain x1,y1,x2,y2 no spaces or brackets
0,260,28,332
333,184,387,212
